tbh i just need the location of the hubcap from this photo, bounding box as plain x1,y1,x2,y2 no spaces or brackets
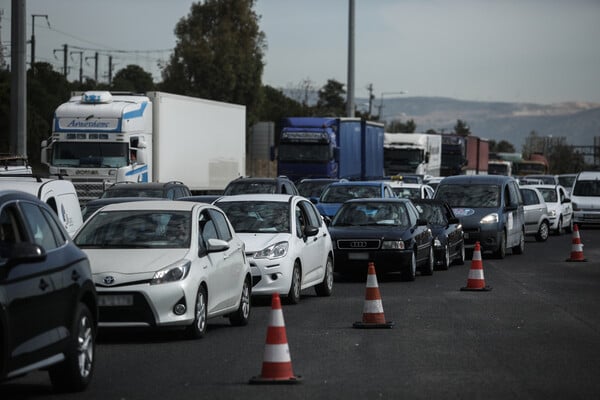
196,292,206,332
77,315,93,378
326,259,333,289
241,283,250,318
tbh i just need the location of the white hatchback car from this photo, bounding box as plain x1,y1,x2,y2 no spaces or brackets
215,194,334,304
533,184,573,235
74,201,252,339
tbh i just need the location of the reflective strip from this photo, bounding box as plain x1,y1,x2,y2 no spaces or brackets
363,299,384,314
263,344,291,363
468,269,485,280
267,309,285,327
366,274,379,288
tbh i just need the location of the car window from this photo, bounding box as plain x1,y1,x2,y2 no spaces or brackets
538,188,557,203
301,200,321,228
0,204,27,259
216,201,289,233
572,179,600,196
507,182,522,207
520,189,540,206
20,202,60,250
208,209,233,241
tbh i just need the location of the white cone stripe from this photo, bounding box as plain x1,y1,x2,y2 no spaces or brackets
363,299,384,314
263,344,291,362
468,269,485,280
366,274,379,287
571,244,583,251
472,252,482,261
267,309,285,327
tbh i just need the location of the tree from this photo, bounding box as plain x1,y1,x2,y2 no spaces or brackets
454,119,471,136
111,65,155,93
160,0,266,126
316,79,345,116
387,119,416,133
489,140,516,153
547,143,586,174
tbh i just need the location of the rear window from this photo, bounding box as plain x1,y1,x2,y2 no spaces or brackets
436,184,500,208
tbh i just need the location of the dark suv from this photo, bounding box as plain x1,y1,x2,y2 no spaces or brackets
0,190,97,391
222,176,299,196
100,181,192,199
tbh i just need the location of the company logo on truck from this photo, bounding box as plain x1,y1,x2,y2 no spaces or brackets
66,120,111,128
57,118,119,131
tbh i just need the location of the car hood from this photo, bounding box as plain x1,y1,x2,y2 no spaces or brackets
84,249,189,274
317,203,342,218
451,207,500,228
572,196,600,209
236,232,292,253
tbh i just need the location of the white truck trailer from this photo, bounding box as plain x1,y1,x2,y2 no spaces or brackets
41,91,246,203
383,133,442,177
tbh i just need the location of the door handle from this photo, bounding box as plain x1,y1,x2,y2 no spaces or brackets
71,270,81,281
39,279,49,291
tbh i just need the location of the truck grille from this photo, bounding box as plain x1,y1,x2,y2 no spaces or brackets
70,179,109,205
337,239,380,250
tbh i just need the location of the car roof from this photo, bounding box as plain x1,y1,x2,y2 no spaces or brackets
343,197,411,205
86,196,161,206
576,171,600,180
0,189,43,203
439,175,516,185
386,181,429,189
328,181,389,187
214,193,295,203
94,200,198,212
105,181,186,190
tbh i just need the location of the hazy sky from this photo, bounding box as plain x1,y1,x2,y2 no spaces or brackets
2,0,600,105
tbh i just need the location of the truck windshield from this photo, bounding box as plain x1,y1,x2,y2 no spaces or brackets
52,142,129,168
488,163,509,175
278,143,330,162
384,148,423,165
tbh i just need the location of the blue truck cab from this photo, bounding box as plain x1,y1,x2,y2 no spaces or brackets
277,117,384,182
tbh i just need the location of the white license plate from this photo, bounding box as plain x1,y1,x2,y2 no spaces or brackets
348,252,369,260
99,294,133,306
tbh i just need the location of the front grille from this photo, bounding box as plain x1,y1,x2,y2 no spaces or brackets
337,239,381,250
98,292,156,325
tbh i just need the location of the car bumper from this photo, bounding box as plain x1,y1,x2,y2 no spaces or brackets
248,256,294,296
333,249,413,274
573,210,600,225
462,227,502,253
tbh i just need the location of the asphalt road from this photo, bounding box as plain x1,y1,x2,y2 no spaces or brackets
3,227,600,400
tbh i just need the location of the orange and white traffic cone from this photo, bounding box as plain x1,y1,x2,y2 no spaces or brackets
353,262,394,329
566,224,587,262
460,242,492,291
249,293,302,384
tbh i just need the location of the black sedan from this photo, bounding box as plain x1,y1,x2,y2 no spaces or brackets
412,199,465,270
328,198,433,281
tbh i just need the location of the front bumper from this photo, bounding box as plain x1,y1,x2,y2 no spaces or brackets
573,210,600,225
462,226,502,253
247,255,294,296
333,249,413,274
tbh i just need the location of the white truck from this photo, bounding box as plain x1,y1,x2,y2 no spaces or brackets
383,133,442,177
41,91,246,203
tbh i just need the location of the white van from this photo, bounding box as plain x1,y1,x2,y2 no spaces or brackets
570,171,600,227
0,175,83,237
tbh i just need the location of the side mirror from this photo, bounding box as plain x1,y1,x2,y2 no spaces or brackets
304,225,319,237
562,198,571,204
206,238,230,253
4,242,47,267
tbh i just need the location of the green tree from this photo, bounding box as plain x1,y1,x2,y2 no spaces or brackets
489,140,516,153
161,0,266,126
316,79,345,116
111,65,155,93
387,119,416,133
547,143,586,174
454,119,471,136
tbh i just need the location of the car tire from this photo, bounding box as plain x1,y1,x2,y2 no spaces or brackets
229,278,251,326
402,251,417,281
315,255,333,297
512,229,525,254
186,286,208,339
454,244,466,265
440,245,450,270
421,245,434,276
49,303,95,393
565,217,573,234
286,262,301,304
493,231,506,259
554,217,563,235
535,220,550,242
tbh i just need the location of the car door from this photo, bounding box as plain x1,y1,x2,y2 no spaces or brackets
442,202,463,254
520,188,545,235
558,186,573,226
296,199,328,285
506,181,525,246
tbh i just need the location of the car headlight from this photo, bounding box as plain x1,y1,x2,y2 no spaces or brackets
381,240,405,250
548,209,557,218
480,213,498,224
151,260,191,285
254,241,289,259
434,238,442,247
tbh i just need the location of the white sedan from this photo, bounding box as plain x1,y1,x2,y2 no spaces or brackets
74,201,252,338
215,194,334,304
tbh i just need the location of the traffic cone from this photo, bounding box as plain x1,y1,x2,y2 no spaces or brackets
460,242,492,291
353,262,394,329
249,293,302,384
566,224,587,262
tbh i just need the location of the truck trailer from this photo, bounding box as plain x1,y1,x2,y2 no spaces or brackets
383,132,441,177
464,136,489,175
276,117,384,182
41,91,246,203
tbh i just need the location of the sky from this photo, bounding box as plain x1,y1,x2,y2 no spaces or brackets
2,0,600,105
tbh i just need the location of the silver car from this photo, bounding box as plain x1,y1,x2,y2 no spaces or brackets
74,201,252,339
520,186,550,241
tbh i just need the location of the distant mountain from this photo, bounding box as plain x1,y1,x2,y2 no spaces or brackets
376,96,600,151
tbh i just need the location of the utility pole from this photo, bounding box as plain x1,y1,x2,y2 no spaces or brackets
108,55,113,85
10,0,27,157
71,50,83,82
53,44,68,78
30,14,49,75
345,0,355,118
85,52,99,82
366,83,374,117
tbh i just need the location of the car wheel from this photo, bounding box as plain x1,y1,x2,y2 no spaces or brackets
229,278,251,326
286,262,301,304
535,220,550,242
421,245,434,276
186,286,208,339
493,231,506,259
440,245,450,270
401,251,417,281
554,217,563,235
512,230,525,254
565,217,573,234
315,255,333,297
49,303,95,392
454,244,466,265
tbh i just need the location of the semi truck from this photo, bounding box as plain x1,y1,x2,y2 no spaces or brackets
276,117,384,182
464,135,489,175
440,134,489,176
383,133,441,177
41,91,246,203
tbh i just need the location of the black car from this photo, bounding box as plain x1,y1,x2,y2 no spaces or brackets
81,196,162,221
296,178,347,202
412,199,465,270
0,190,97,392
328,198,433,281
100,181,191,199
222,176,299,196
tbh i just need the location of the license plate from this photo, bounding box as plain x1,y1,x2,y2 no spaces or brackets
99,294,133,306
348,252,369,260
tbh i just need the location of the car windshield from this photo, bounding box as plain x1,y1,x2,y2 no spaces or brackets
537,188,558,203
413,203,447,226
101,188,165,198
320,185,381,203
223,182,276,195
558,175,576,188
216,201,289,233
392,187,420,200
572,180,600,196
436,184,500,207
75,210,191,248
332,202,410,227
